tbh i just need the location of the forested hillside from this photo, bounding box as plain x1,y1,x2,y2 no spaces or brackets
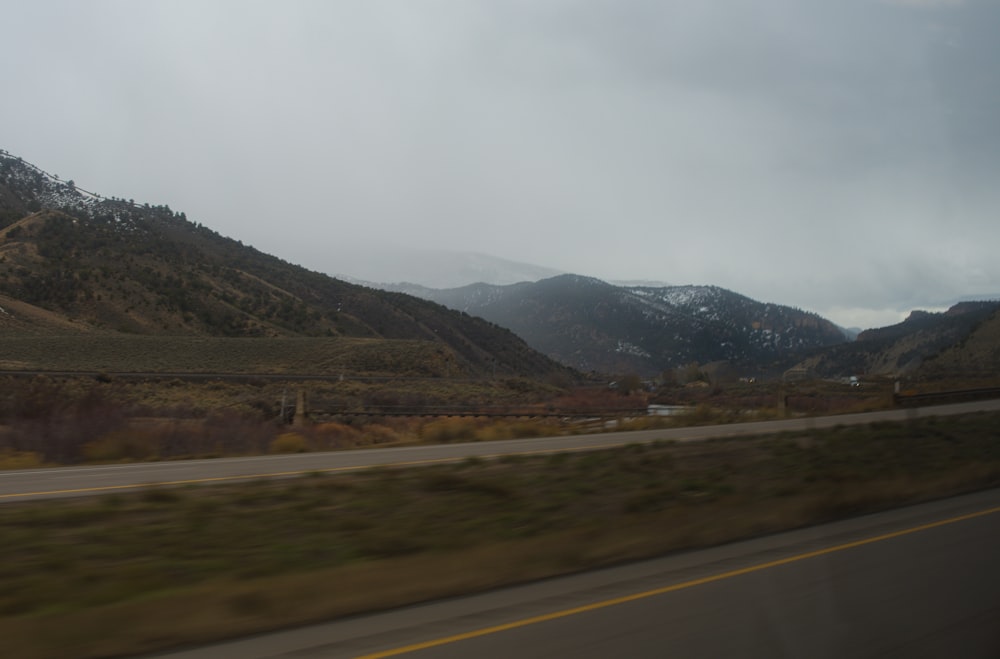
0,149,569,379
792,302,1000,378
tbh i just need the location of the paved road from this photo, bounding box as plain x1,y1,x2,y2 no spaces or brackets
3,399,1000,502
148,488,1000,659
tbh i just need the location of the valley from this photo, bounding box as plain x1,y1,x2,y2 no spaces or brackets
2,147,999,659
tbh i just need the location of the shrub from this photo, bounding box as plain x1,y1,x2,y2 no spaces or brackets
420,418,478,443
684,404,734,426
83,430,156,463
311,422,362,449
0,449,44,470
363,424,402,445
269,432,309,454
474,423,513,442
474,419,559,441
204,411,276,455
508,420,560,438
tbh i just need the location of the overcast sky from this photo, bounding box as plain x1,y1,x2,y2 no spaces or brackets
4,0,998,328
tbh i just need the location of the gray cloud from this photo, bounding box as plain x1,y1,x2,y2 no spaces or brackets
2,0,998,328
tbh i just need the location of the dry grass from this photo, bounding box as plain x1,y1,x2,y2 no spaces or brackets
0,335,464,376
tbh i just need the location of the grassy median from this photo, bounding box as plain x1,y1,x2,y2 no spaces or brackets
3,411,1000,658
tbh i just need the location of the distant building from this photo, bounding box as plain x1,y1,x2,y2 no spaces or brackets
647,404,690,417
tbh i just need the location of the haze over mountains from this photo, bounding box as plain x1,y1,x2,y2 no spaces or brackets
2,147,998,381
335,249,563,290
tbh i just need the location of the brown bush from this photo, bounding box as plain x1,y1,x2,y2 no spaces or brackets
420,418,478,443
202,411,278,456
0,449,44,470
269,432,309,454
4,380,127,464
310,422,363,449
83,430,158,463
363,424,403,445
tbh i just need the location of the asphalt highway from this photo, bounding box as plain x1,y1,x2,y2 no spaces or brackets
149,487,1000,659
3,399,999,502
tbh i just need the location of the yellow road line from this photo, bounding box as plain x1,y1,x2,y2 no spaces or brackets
354,503,1000,659
0,443,630,500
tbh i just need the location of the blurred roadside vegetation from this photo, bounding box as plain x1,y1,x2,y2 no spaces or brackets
0,374,576,466
3,369,996,468
2,410,999,658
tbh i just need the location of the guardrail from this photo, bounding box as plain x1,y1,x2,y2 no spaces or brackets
310,406,648,420
894,387,1000,408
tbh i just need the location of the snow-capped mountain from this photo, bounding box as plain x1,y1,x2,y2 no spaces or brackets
389,274,849,375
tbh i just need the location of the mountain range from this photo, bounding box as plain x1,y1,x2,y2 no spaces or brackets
386,276,849,376
2,147,997,382
392,276,1000,379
